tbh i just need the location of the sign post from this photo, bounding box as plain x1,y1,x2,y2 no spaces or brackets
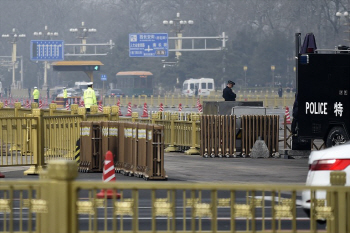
129,33,168,57
101,74,107,102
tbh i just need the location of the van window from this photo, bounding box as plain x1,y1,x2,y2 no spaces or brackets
183,83,188,90
201,83,206,89
190,84,195,89
208,83,213,89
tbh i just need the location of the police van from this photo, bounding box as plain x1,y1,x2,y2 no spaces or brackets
295,33,350,148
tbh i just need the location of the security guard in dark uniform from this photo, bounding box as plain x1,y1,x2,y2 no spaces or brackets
222,80,236,101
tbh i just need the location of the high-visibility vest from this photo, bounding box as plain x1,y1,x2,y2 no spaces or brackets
83,87,97,108
63,89,68,98
33,89,40,99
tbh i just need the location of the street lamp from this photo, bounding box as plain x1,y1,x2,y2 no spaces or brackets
1,28,26,89
33,26,59,89
69,21,96,54
243,66,248,88
163,13,193,59
271,65,275,90
336,11,350,45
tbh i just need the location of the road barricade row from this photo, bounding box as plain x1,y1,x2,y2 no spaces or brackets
79,121,167,180
200,115,279,158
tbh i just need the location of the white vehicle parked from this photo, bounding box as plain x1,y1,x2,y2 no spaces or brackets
301,143,350,218
182,78,214,97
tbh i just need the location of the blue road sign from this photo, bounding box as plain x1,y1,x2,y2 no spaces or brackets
129,33,168,57
30,40,64,61
101,74,107,81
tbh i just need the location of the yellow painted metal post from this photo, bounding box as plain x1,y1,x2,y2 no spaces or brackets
90,105,98,114
185,115,200,155
120,96,123,107
24,109,44,175
103,106,111,120
111,106,120,121
171,95,175,108
125,95,129,106
165,113,178,152
49,103,57,116
192,94,195,107
77,107,87,121
31,102,39,109
138,95,141,108
14,102,21,117
70,104,78,115
132,112,139,122
329,171,347,233
274,96,278,109
151,112,159,124
150,95,154,108
131,95,135,107
158,95,161,107
46,160,78,233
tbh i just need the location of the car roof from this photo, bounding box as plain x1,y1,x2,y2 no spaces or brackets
309,143,350,164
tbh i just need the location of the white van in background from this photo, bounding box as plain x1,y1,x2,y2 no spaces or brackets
182,78,214,97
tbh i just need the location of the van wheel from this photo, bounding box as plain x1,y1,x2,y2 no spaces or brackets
326,126,348,148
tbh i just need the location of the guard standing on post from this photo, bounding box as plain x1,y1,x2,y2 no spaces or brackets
63,87,68,105
222,80,236,101
83,82,96,113
33,87,40,103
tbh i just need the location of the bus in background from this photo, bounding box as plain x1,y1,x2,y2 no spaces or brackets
115,71,153,96
182,78,214,97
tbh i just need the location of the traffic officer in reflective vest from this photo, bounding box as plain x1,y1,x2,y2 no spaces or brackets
63,87,68,105
83,82,97,113
33,87,40,103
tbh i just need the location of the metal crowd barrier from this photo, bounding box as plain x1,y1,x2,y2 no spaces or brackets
1,160,349,233
200,115,279,158
79,121,166,180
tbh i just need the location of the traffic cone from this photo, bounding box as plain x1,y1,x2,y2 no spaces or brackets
96,151,121,199
80,100,85,107
178,103,182,112
66,100,70,110
198,103,203,113
26,100,30,108
98,101,103,112
196,98,200,107
126,102,132,116
141,103,148,118
39,100,43,109
285,106,291,124
4,100,8,107
159,103,164,112
117,99,123,116
74,97,78,104
0,171,4,178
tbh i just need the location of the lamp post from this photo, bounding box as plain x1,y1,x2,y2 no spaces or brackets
1,28,26,89
336,11,350,45
33,26,59,89
271,65,275,90
163,13,193,60
69,22,96,54
243,66,248,88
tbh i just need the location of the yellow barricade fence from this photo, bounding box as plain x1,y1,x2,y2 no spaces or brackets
0,160,349,233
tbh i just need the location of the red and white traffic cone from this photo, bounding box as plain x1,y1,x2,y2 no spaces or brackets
26,100,30,108
285,106,291,124
4,100,8,107
81,100,85,107
39,100,43,109
141,103,148,118
198,103,203,113
98,101,103,112
178,103,182,112
159,103,164,112
196,98,200,107
126,102,132,116
116,99,123,116
96,151,121,199
66,100,70,110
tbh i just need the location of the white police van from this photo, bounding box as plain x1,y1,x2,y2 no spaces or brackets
182,78,214,97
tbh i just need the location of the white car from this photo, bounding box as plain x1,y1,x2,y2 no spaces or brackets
301,143,350,218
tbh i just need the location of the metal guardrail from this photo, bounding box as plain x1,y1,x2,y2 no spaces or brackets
104,94,295,109
0,160,349,233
